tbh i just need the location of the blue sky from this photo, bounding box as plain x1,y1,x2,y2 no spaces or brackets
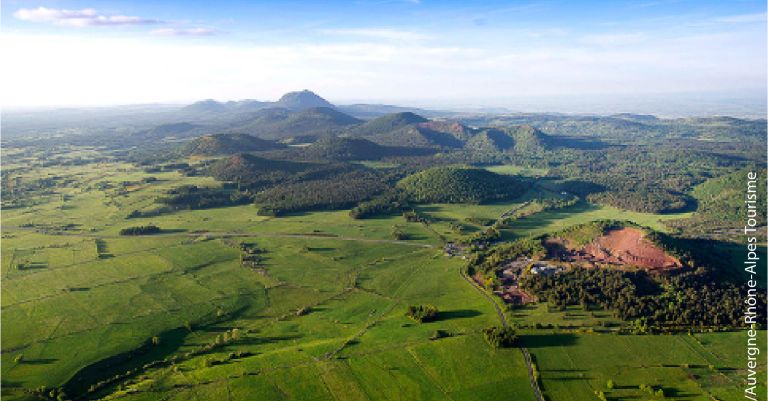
1,0,766,109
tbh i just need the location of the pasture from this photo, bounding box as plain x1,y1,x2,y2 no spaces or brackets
1,154,754,401
527,331,766,401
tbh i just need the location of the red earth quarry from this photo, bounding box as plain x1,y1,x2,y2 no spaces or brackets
548,227,682,271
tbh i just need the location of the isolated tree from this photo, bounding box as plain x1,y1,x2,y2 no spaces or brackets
482,326,517,348
406,305,439,323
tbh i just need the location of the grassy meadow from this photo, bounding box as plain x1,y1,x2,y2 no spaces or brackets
1,150,760,401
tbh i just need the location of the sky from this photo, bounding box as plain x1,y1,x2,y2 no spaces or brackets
1,0,766,112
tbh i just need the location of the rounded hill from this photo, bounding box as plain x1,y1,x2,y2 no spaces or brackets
275,90,334,110
397,166,529,204
208,153,305,182
182,133,284,155
352,112,429,137
301,136,390,161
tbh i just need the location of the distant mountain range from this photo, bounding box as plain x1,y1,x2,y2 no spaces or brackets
148,91,572,154
2,89,764,148
183,90,335,114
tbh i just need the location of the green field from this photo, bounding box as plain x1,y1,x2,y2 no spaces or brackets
1,154,761,401
526,331,766,401
506,200,691,236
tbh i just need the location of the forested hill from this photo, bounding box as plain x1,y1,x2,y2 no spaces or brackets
666,168,768,237
397,166,529,204
207,153,308,183
182,133,285,155
294,136,431,161
223,107,362,140
350,112,429,137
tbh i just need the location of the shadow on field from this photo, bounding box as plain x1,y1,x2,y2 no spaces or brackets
544,368,587,373
160,228,188,234
63,327,190,396
236,334,303,345
547,376,594,382
520,333,579,348
658,387,697,399
435,309,482,321
0,380,24,388
304,247,335,252
403,233,432,241
20,358,57,365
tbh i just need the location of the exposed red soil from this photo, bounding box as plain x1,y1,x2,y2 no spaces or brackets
498,286,535,304
547,227,681,271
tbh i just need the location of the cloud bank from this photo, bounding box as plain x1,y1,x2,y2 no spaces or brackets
13,7,160,27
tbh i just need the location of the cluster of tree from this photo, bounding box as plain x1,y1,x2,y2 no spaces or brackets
1,174,62,209
139,161,199,176
95,239,111,259
666,168,767,238
181,133,284,156
548,145,741,213
519,267,766,331
239,242,266,268
436,133,757,216
403,210,433,223
642,384,666,398
532,195,579,212
155,185,251,211
27,386,68,401
206,153,305,187
390,226,409,240
466,237,547,276
349,189,410,219
397,166,529,204
119,225,161,235
255,169,388,216
294,136,430,161
482,326,517,348
429,329,451,340
460,226,502,248
406,305,439,322
587,186,690,214
204,350,253,367
464,217,496,226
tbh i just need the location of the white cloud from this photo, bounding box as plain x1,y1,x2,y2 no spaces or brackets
13,7,160,27
318,28,430,41
151,28,218,36
0,29,763,107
